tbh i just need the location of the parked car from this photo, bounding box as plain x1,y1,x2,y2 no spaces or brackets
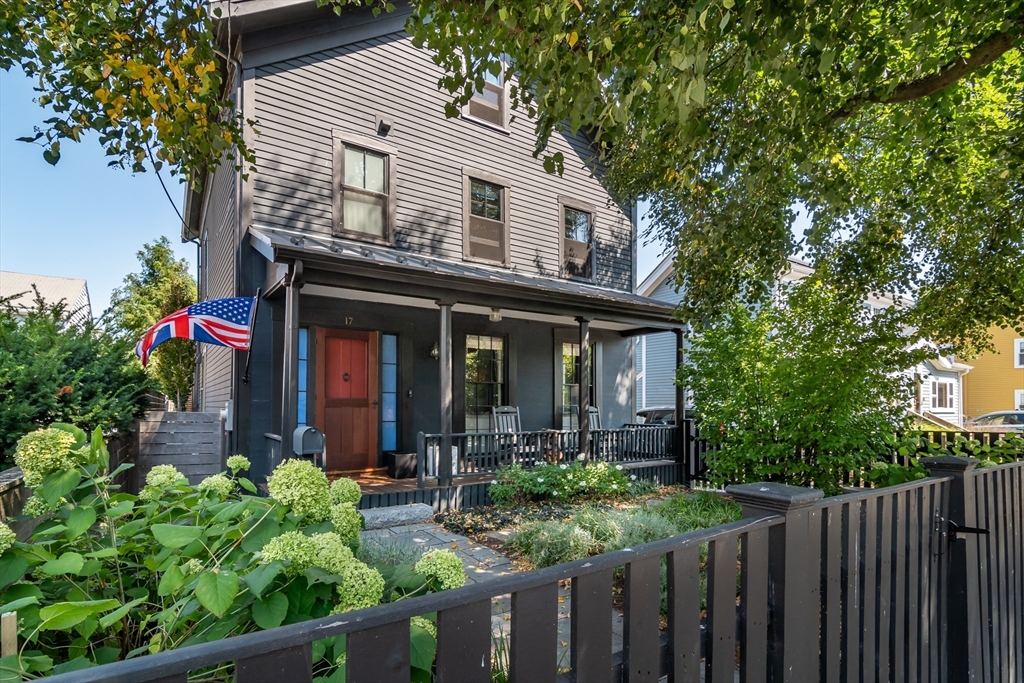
635,407,694,425
965,411,1024,431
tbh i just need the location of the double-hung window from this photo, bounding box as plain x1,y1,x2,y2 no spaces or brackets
465,335,506,432
463,168,509,265
466,59,508,128
1015,338,1024,368
332,131,397,243
559,198,594,279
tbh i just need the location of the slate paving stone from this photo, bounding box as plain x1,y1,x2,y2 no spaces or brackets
358,520,633,676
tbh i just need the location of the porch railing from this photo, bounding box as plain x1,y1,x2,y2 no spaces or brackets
418,423,680,481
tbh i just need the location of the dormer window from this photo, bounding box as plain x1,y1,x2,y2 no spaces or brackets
332,130,397,244
465,59,509,129
559,197,594,280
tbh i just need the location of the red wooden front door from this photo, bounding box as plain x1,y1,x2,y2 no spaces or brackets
316,328,379,472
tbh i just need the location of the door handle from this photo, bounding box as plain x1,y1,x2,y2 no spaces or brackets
372,400,379,406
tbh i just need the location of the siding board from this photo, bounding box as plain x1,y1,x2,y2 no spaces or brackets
251,31,633,291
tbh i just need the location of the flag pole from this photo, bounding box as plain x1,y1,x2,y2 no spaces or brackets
242,288,262,385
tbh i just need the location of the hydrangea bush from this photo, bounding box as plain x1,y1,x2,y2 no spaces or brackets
266,458,332,522
414,549,467,591
0,428,452,681
330,477,362,506
488,461,633,507
329,502,363,550
13,426,81,487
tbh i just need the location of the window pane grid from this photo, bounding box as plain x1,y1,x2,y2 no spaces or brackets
297,328,309,427
342,145,387,239
381,334,398,451
465,335,505,433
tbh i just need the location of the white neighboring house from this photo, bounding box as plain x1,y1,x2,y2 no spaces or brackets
635,255,972,426
0,270,92,328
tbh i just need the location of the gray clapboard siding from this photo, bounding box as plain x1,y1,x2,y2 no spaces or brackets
251,31,633,291
198,159,238,411
135,412,225,486
639,277,683,408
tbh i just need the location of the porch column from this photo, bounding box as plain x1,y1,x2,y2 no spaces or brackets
674,328,687,468
577,317,591,462
438,301,454,485
281,260,304,459
674,328,686,425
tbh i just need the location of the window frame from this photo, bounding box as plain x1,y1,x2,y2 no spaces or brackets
557,196,596,281
464,334,508,433
931,379,955,410
462,167,511,267
1016,390,1024,412
332,130,398,245
462,59,511,131
1014,338,1024,369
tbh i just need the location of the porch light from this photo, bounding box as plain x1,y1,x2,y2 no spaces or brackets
430,341,440,360
489,308,502,322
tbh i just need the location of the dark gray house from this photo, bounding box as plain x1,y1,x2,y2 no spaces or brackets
183,0,683,490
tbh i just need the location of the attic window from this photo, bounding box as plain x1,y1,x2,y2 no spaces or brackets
466,60,508,128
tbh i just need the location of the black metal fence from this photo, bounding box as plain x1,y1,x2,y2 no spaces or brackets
41,456,1024,683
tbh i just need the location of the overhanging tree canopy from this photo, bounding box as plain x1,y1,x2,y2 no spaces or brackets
3,0,1021,351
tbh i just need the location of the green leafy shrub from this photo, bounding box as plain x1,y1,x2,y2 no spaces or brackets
0,428,456,680
330,477,362,506
681,282,923,495
0,294,154,469
866,433,1024,488
266,458,331,522
488,461,631,507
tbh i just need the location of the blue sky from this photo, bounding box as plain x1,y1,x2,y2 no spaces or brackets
1,67,669,315
0,69,197,315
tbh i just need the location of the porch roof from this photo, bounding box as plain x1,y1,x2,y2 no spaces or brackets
250,226,683,332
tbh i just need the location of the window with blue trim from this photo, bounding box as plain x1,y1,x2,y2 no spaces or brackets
381,334,398,451
297,328,309,427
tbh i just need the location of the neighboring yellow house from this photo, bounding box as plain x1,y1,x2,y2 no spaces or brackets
959,326,1024,419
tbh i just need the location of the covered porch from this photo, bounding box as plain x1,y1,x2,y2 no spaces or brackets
250,226,689,506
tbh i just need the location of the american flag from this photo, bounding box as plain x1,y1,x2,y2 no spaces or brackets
135,297,257,367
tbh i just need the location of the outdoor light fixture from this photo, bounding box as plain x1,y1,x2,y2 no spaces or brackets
489,308,502,322
430,342,440,360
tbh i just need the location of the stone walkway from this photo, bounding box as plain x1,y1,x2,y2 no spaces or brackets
360,521,627,674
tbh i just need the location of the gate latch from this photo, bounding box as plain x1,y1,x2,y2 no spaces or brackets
948,520,989,542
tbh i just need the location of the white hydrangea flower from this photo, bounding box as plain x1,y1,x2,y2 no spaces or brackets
612,484,618,490
537,477,544,483
576,454,585,461
615,465,624,471
559,464,567,470
630,475,638,481
579,481,586,487
490,480,498,485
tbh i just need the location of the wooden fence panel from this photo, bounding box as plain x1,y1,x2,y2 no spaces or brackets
135,412,224,486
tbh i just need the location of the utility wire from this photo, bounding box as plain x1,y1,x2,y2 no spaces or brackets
146,141,186,225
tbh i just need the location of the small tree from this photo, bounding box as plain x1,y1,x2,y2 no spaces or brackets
109,237,197,409
680,278,924,495
0,291,154,467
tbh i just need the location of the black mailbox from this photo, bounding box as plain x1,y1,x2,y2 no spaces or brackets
293,426,325,457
